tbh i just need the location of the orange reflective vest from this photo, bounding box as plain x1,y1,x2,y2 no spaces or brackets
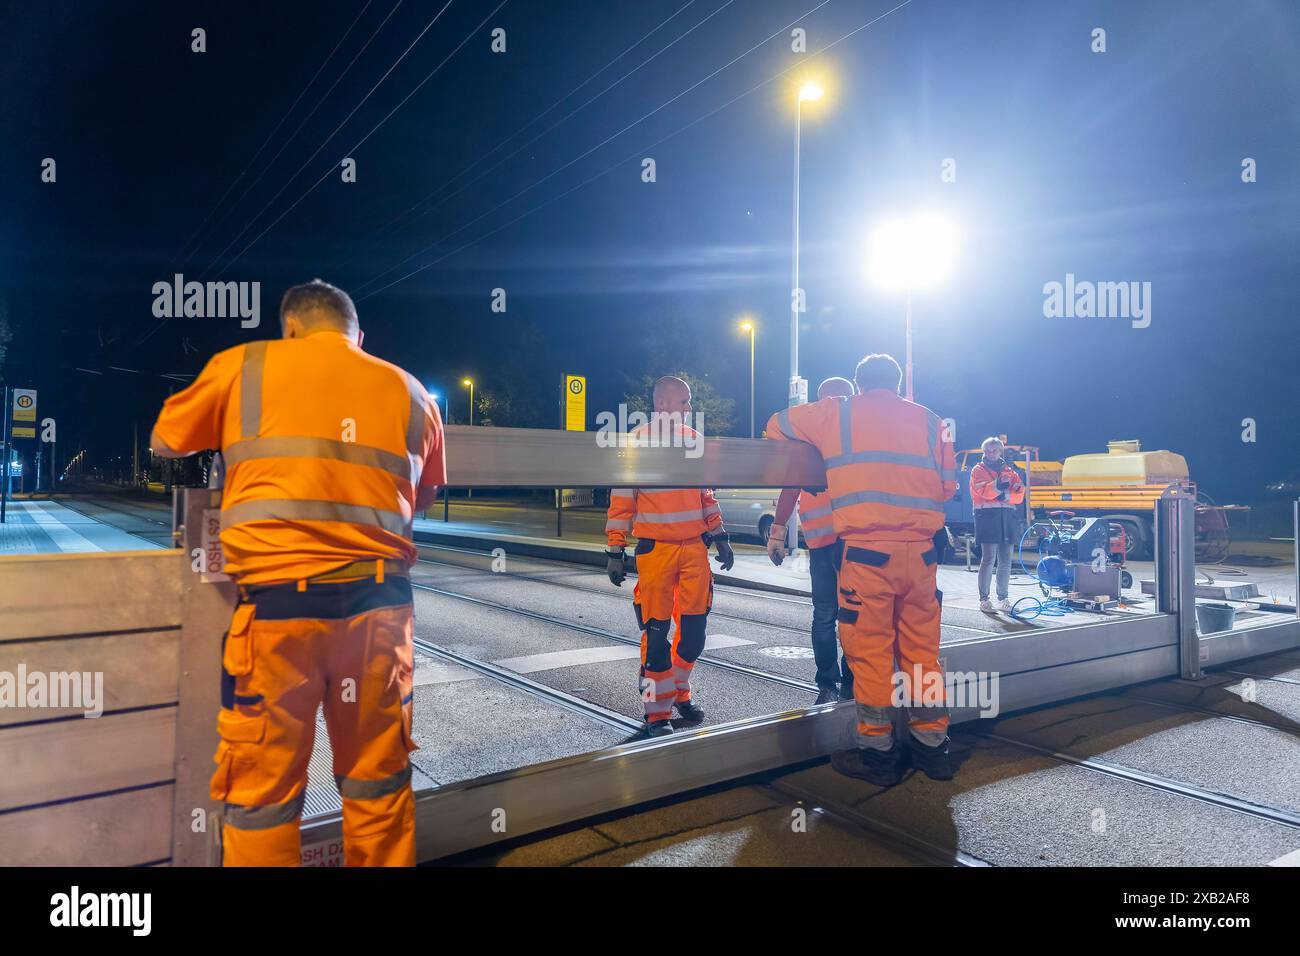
605,423,724,548
765,390,957,543
798,489,837,549
153,330,446,584
970,460,1025,510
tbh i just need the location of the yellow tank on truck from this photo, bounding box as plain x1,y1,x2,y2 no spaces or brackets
1060,441,1188,487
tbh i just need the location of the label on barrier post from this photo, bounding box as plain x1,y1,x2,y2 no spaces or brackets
200,507,230,583
301,837,344,867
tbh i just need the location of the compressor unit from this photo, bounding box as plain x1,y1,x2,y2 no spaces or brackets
1030,511,1133,607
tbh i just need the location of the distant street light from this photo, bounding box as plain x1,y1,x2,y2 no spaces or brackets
739,319,756,438
867,213,958,401
461,378,474,427
429,390,449,423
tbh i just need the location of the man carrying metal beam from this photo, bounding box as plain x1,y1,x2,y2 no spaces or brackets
604,376,735,740
766,354,958,786
766,376,857,705
150,279,445,866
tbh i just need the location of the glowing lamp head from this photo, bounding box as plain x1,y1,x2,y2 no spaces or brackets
740,320,753,332
798,82,824,102
867,213,959,292
462,378,473,387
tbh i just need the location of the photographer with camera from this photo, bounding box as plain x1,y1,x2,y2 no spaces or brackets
970,436,1025,614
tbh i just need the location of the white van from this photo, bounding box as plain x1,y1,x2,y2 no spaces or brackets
713,489,782,542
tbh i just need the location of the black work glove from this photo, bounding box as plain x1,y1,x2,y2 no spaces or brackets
996,474,1010,491
605,548,627,586
710,533,735,571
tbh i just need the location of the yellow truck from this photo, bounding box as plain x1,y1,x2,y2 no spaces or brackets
944,440,1199,559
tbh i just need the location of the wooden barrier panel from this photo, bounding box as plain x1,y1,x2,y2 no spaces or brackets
0,549,184,866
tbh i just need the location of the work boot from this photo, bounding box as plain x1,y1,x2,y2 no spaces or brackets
909,736,954,781
813,687,839,705
674,698,705,726
829,745,906,786
626,720,674,742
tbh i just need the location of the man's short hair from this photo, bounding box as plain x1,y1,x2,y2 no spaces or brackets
817,377,855,400
853,354,902,393
280,279,358,333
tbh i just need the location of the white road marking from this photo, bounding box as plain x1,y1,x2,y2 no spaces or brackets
19,501,103,553
412,661,482,687
1268,848,1300,866
494,634,754,675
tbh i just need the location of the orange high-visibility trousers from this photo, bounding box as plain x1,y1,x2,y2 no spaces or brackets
835,539,948,750
632,538,712,722
211,577,417,866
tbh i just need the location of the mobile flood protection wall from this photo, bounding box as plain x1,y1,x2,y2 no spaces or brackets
0,431,1296,865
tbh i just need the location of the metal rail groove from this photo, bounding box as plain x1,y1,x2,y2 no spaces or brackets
1118,692,1300,739
975,730,1300,830
408,579,821,694
762,779,990,867
1224,669,1300,687
411,636,641,733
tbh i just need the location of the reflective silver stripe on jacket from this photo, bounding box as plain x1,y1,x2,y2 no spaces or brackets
823,449,942,471
335,763,411,801
223,436,415,484
610,489,636,499
221,499,412,537
801,502,833,521
224,792,304,831
830,489,943,513
403,372,426,490
605,518,633,531
240,340,268,440
634,509,707,524
776,408,798,440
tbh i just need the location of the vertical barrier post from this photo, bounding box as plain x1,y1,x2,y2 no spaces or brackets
1293,498,1298,621
172,487,237,866
1156,489,1199,679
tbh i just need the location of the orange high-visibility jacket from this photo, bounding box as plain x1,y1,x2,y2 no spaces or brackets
153,330,446,583
798,489,837,549
970,459,1025,509
605,423,724,548
766,390,957,543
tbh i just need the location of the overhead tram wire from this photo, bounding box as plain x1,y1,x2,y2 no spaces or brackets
184,0,406,274
214,0,510,278
356,0,913,301
346,0,733,288
132,0,405,351
173,0,376,268
202,0,463,280
354,0,836,297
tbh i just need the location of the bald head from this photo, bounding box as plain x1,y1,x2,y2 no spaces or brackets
652,376,692,414
817,377,855,400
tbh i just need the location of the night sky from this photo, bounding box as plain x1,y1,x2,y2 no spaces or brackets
2,0,1297,504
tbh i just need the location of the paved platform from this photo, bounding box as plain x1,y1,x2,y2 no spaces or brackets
0,499,162,554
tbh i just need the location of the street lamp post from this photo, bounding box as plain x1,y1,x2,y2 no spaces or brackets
462,378,474,426
788,81,823,554
740,319,755,438
867,213,958,402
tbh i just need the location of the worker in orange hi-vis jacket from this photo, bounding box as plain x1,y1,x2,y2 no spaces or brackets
766,354,957,786
766,376,857,705
604,376,735,740
150,279,445,867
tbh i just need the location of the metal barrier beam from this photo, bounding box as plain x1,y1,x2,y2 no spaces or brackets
298,609,1181,862
1155,490,1200,679
441,425,826,489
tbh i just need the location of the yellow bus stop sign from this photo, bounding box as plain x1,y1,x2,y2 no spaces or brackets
564,375,585,432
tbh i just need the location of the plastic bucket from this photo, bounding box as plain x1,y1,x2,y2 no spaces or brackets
1195,602,1237,633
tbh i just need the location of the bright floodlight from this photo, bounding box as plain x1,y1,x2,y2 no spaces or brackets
798,82,824,102
740,319,753,332
868,213,959,291
461,378,473,387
